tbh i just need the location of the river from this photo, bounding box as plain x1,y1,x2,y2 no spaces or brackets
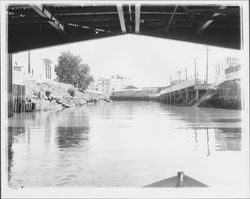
7,101,246,188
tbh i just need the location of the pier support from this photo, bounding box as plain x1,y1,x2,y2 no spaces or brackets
195,90,199,103
8,54,13,117
185,91,189,103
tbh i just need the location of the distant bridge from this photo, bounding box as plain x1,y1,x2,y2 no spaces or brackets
154,80,213,105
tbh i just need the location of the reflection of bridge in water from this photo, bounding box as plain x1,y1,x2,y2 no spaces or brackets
154,80,213,105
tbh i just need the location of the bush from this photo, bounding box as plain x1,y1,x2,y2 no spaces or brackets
67,88,76,97
45,90,51,97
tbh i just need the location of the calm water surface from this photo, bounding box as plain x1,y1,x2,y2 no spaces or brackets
7,101,245,188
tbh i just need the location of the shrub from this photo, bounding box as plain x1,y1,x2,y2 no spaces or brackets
67,88,76,97
45,90,51,98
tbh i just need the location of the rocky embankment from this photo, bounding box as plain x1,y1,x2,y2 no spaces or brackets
25,80,110,112
197,80,241,110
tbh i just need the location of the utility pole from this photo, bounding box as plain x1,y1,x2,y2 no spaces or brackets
194,59,197,84
185,67,187,80
205,46,209,84
169,75,172,86
28,50,30,74
177,71,181,83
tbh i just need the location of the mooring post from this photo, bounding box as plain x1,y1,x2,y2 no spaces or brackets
177,171,184,187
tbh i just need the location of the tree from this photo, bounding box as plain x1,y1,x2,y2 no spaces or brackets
55,51,94,90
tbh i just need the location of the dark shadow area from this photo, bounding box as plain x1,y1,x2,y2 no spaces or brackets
56,126,89,149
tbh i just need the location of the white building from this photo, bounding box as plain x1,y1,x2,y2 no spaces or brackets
95,78,111,96
90,75,132,96
110,74,132,91
214,56,240,85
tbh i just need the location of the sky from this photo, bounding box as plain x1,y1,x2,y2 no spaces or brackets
14,34,242,88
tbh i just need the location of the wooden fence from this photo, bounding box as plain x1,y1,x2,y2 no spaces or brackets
12,84,36,113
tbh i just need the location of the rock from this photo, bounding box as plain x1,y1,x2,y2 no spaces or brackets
56,100,63,104
24,80,108,112
50,94,60,101
61,102,72,108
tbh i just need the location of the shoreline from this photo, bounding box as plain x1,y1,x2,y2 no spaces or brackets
22,80,110,113
110,80,241,110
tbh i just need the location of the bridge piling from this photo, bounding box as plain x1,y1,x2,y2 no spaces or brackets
196,90,199,103
186,91,189,103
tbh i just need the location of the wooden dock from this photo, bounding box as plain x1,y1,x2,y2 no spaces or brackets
154,80,214,105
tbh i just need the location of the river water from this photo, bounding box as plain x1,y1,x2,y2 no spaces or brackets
7,101,246,188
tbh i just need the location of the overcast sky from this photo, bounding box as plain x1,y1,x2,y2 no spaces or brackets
21,34,242,87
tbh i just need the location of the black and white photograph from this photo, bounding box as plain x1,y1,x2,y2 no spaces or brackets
1,0,249,198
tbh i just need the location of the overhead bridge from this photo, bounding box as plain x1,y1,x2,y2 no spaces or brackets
8,3,241,53
6,3,242,117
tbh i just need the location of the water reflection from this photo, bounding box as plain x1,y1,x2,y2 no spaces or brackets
189,127,241,156
158,103,241,129
215,128,241,151
56,127,89,149
7,101,243,188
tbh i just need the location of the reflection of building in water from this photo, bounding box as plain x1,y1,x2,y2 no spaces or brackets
186,127,241,155
214,128,241,151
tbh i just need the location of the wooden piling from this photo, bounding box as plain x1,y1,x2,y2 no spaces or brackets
8,54,13,117
186,91,189,103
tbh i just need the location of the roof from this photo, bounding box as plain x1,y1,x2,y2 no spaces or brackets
8,4,241,53
124,85,138,89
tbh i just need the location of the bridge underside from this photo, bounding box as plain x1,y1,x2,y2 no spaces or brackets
8,3,241,53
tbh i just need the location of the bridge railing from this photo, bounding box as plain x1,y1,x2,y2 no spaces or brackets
158,80,196,95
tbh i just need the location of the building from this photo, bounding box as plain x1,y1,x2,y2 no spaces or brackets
89,78,111,96
90,75,133,96
214,56,240,85
110,87,159,100
225,64,241,81
110,74,132,91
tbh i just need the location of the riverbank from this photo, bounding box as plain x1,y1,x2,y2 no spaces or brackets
197,80,241,110
25,80,109,112
110,80,241,110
